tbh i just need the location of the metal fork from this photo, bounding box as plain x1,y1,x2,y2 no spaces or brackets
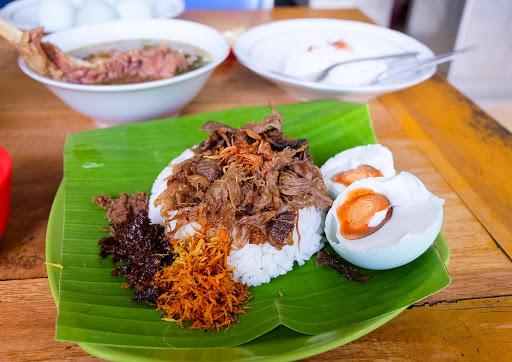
370,46,475,85
272,52,420,82
273,46,475,84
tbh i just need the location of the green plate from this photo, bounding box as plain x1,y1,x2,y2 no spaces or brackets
47,183,449,361
46,101,451,361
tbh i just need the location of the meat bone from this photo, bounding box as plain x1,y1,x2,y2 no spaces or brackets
0,18,92,80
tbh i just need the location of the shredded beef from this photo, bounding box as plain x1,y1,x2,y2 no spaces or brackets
155,107,333,250
94,192,169,303
93,191,148,225
264,127,309,154
199,121,237,134
195,158,223,182
315,251,369,282
266,211,296,248
241,110,284,134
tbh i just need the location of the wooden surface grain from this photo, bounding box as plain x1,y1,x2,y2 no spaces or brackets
380,76,512,259
0,7,511,361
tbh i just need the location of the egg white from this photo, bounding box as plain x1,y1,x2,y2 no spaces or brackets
321,144,395,199
67,0,85,7
115,0,152,20
282,40,356,79
39,0,75,32
75,0,119,27
325,172,444,270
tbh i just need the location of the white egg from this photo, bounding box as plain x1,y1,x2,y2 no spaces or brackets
39,0,75,32
115,0,152,20
324,172,444,270
75,0,119,27
283,40,356,80
152,0,182,18
67,0,85,7
321,144,395,199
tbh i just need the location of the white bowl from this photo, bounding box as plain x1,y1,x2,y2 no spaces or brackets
18,19,229,127
233,18,435,103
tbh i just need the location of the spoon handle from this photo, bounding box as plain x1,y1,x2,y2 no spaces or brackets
314,51,419,82
374,46,476,83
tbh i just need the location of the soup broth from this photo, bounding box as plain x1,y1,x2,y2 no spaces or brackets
66,39,212,85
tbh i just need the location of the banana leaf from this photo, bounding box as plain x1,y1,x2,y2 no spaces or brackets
54,100,450,349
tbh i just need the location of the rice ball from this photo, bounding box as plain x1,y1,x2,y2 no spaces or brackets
115,0,152,20
75,0,119,27
67,0,85,7
39,0,75,32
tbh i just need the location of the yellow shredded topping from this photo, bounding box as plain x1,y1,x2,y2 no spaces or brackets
153,220,252,331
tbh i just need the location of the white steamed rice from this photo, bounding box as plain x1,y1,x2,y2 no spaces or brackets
148,148,326,287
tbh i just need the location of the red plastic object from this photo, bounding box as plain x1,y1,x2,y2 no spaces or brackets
0,146,11,238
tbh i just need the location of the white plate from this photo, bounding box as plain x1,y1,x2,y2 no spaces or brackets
233,18,436,102
0,0,185,31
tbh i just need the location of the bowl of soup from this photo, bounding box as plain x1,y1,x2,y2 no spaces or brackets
18,19,229,127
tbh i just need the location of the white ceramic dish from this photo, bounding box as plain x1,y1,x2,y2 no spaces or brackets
0,0,185,31
233,18,436,102
18,19,229,127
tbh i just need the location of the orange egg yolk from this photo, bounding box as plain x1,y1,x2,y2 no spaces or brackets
331,165,383,187
336,188,393,240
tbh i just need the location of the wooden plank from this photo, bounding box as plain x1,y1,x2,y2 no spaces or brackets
368,100,512,302
380,74,512,258
178,8,373,29
308,295,512,361
0,39,97,280
0,278,510,360
0,278,95,360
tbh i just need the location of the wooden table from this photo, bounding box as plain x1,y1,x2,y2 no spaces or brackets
1,7,511,361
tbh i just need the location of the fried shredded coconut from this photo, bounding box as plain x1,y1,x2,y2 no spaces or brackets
155,107,332,250
153,216,252,331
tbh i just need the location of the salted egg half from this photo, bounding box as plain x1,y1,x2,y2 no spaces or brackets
325,172,444,270
321,144,395,199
